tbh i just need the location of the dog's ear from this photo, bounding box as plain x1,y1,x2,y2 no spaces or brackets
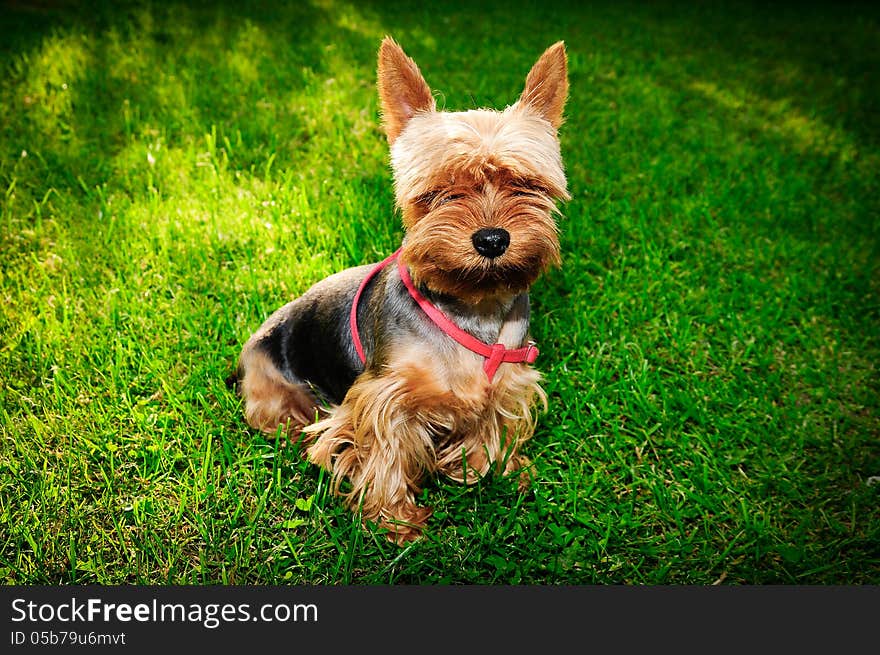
377,36,435,144
518,41,568,129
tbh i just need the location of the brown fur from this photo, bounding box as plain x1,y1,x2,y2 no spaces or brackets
305,342,546,543
237,37,569,544
238,348,319,436
520,41,569,129
377,38,436,145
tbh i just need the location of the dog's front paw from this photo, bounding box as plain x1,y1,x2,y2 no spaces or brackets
504,453,535,492
378,503,433,545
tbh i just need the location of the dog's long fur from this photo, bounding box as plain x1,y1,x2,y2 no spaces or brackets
237,37,569,543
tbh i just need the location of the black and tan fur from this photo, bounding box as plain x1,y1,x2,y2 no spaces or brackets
237,37,569,543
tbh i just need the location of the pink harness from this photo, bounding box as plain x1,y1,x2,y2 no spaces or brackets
350,248,539,382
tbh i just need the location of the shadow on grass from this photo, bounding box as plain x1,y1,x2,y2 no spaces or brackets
1,0,378,193
2,0,878,584
355,0,879,146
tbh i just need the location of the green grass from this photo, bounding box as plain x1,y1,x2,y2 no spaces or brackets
1,0,878,584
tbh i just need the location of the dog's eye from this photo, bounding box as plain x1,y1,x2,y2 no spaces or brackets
417,191,464,207
438,193,464,205
511,180,549,197
417,191,439,206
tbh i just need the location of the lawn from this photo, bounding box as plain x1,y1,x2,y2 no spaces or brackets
1,0,878,584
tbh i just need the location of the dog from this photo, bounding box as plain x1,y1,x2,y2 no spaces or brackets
236,37,569,543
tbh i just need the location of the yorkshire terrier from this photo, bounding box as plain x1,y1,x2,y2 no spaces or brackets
237,37,569,543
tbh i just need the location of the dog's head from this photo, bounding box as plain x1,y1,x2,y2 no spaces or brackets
377,37,570,304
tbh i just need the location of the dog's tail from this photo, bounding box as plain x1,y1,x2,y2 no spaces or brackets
225,367,241,393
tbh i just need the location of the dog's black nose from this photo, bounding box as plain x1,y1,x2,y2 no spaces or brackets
471,228,510,259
